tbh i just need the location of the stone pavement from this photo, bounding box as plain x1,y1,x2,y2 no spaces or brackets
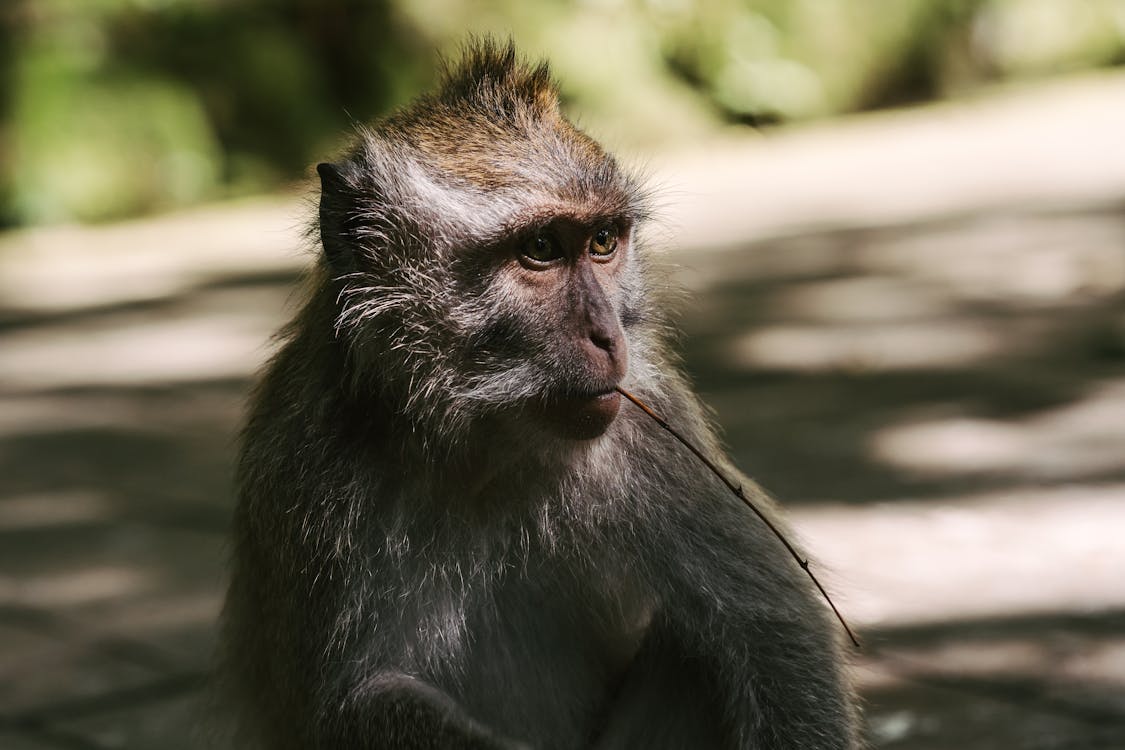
2,72,1125,748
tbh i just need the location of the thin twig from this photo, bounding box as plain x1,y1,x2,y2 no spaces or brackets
616,386,861,649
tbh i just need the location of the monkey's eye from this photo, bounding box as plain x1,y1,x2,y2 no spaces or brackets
590,226,618,260
520,231,563,267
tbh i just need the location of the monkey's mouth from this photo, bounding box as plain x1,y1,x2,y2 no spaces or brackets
534,388,622,440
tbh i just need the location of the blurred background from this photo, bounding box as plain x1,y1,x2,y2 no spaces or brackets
2,1,1125,747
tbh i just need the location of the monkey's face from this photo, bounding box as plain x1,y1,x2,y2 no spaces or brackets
320,151,650,449
505,217,631,440
448,213,637,442
318,49,653,449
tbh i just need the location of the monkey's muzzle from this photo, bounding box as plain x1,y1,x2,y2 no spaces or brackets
535,389,622,440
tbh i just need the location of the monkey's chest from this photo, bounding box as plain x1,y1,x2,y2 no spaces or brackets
445,573,652,749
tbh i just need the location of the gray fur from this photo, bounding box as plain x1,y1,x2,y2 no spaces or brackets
222,39,858,749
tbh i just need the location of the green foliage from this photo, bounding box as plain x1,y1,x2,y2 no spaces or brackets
2,0,429,226
11,37,220,222
1,0,1122,226
655,0,1125,120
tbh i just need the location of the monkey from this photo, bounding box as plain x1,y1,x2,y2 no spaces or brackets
221,39,859,750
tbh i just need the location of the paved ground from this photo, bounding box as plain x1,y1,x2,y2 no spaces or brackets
2,72,1125,748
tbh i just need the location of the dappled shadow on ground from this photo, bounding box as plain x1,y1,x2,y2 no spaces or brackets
678,203,1125,505
860,608,1125,749
1,198,1124,747
670,201,1125,746
0,378,247,748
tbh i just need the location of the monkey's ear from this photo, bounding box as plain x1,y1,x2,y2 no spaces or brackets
316,162,356,274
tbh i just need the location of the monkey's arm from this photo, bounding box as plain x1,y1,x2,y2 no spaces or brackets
592,598,855,750
332,672,531,750
593,494,858,749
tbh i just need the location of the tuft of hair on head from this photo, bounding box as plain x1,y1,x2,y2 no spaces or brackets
434,36,561,121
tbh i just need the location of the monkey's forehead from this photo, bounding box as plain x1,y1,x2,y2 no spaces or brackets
404,118,632,201
381,152,641,251
349,130,645,234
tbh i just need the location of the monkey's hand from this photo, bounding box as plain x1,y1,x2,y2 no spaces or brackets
343,672,533,750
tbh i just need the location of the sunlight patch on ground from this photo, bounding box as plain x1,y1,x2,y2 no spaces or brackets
0,491,112,531
0,304,284,391
854,634,1125,692
859,214,1125,303
0,566,154,608
791,485,1125,629
731,318,1006,372
90,590,225,638
853,634,1125,727
871,378,1125,479
771,276,954,322
0,390,241,440
0,197,305,315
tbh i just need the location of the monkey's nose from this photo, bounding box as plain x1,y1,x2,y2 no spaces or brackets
589,328,617,355
582,327,628,382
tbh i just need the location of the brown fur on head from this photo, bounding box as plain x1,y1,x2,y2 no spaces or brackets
389,39,610,195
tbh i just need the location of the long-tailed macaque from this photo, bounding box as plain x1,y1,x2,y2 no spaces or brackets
223,39,858,749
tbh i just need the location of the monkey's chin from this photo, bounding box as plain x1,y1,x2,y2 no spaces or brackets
534,390,622,441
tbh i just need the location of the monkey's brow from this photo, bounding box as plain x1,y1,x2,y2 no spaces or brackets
498,208,633,237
